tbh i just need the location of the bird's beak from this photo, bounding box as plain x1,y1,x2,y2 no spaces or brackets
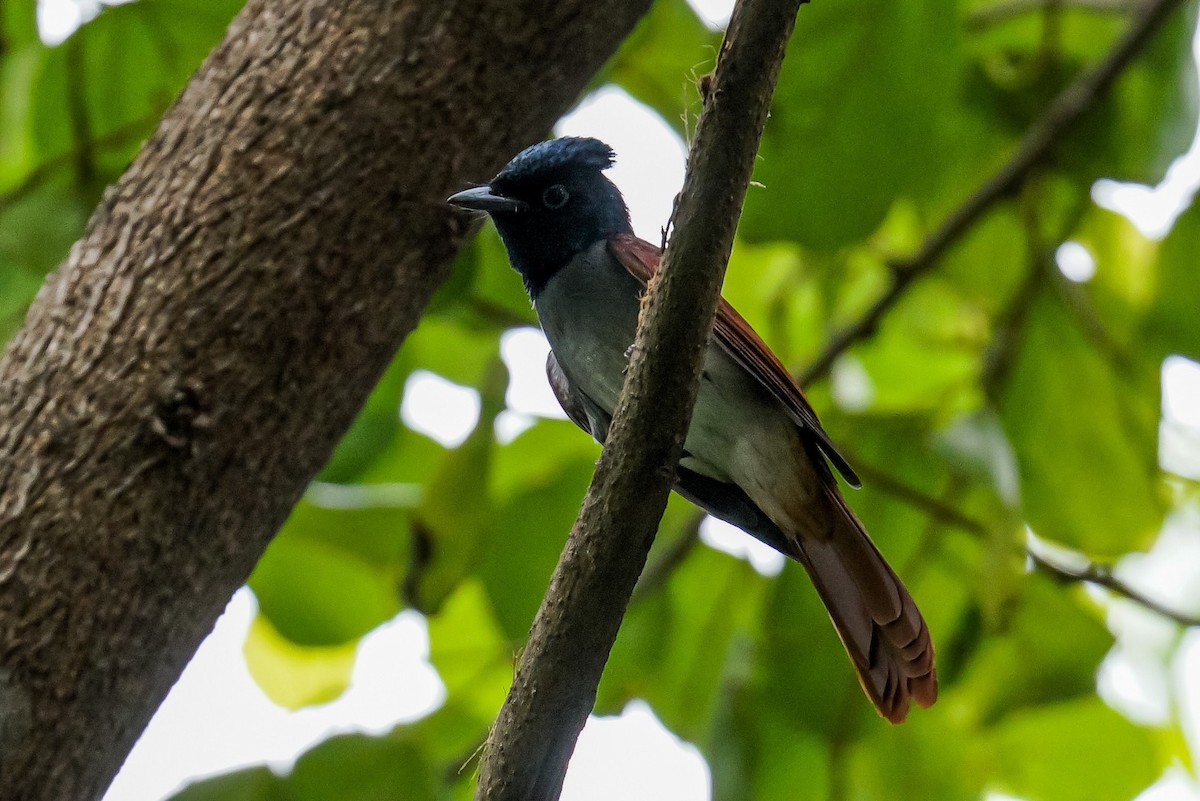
446,186,529,213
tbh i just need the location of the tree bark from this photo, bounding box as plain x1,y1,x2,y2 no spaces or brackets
0,1,652,798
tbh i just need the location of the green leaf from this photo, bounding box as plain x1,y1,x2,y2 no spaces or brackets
250,534,401,646
940,205,1029,315
952,575,1113,723
1,0,39,50
478,458,593,641
29,0,244,179
600,0,719,134
847,711,981,801
427,580,513,722
1070,11,1198,185
319,351,413,483
405,360,506,614
243,613,357,710
169,766,285,801
1000,290,1163,554
1149,201,1200,362
0,176,89,273
754,562,873,737
0,45,47,185
851,277,986,416
400,317,502,387
981,697,1161,801
489,418,599,500
427,226,537,329
740,0,961,248
708,696,831,801
286,733,435,801
602,547,765,741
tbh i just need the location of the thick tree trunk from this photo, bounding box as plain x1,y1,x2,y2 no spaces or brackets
0,1,651,798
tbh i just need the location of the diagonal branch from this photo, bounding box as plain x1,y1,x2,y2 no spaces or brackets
0,116,158,215
968,0,1131,30
799,0,1190,387
1029,548,1200,626
474,0,806,797
851,461,988,537
631,510,705,602
64,35,97,189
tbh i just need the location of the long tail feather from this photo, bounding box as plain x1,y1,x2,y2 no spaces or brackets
787,487,937,723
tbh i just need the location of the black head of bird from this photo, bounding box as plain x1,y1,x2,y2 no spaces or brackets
447,137,633,295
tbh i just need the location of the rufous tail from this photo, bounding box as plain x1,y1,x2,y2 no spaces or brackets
786,486,938,723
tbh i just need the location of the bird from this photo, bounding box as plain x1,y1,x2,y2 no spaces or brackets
447,137,937,723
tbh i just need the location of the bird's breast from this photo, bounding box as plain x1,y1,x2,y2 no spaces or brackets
534,242,814,517
534,242,644,413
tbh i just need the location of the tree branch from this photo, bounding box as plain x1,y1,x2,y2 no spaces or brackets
1028,548,1200,626
631,510,705,602
799,0,1189,387
857,459,1200,628
474,0,805,797
0,1,656,798
0,116,157,215
64,34,97,189
968,0,1131,30
851,461,989,538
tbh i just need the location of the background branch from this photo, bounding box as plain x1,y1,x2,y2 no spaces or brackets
631,510,705,602
799,0,1190,387
474,0,806,797
968,0,1131,30
1029,549,1200,626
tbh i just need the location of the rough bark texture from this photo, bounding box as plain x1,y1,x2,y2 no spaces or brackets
475,0,804,798
0,1,652,798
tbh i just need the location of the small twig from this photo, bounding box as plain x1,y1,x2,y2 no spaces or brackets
799,0,1189,388
462,298,537,329
1051,274,1140,378
982,187,1054,400
631,510,704,602
64,35,97,189
968,0,1131,30
860,458,1200,628
0,117,156,216
852,462,988,537
1028,549,1200,626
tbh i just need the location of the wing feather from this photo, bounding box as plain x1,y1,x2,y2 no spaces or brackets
607,234,861,488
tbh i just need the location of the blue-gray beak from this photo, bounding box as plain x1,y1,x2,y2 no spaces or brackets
447,186,528,213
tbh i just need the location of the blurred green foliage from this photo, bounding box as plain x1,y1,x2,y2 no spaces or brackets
2,0,1199,798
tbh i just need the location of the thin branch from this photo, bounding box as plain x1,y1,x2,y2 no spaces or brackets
968,0,1131,30
852,461,988,537
631,510,704,602
474,0,805,797
799,0,1189,388
1051,273,1141,378
850,445,1200,628
982,187,1054,400
64,35,97,189
0,116,156,216
1028,549,1200,626
860,453,1200,628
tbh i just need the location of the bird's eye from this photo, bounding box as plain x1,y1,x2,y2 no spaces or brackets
542,184,569,209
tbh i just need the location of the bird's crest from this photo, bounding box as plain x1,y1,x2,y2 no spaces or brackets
495,137,616,186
